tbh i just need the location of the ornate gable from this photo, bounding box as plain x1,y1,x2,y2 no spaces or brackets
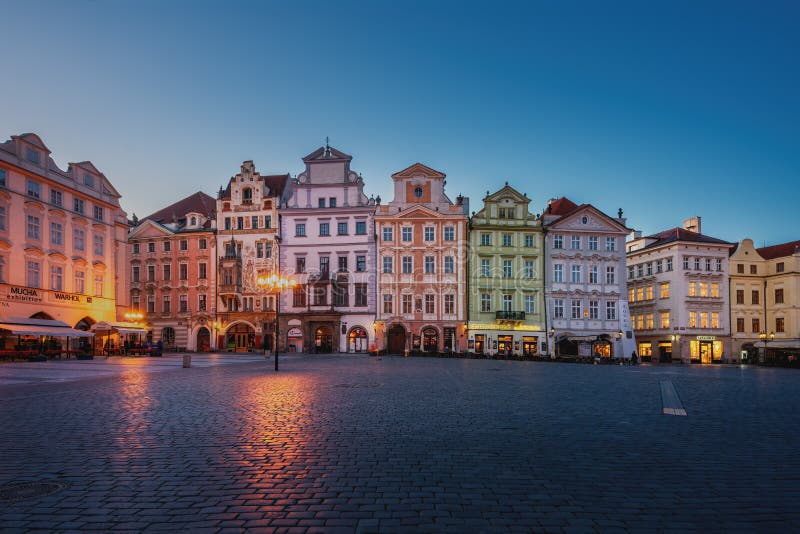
391,162,445,180
128,219,174,240
548,205,628,234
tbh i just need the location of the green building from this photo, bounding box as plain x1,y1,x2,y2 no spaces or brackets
467,184,546,356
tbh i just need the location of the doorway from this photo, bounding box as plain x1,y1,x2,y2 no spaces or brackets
497,335,513,357
348,327,368,353
422,327,438,353
314,326,333,353
474,334,485,355
387,324,406,354
522,336,537,356
196,327,211,352
226,323,255,352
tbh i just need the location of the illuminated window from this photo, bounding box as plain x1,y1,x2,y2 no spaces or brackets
646,286,653,300
660,283,670,299
660,312,670,329
628,288,635,302
636,287,644,301
710,283,719,298
700,312,709,328
646,313,654,329
689,311,697,328
699,283,708,297
688,282,697,297
711,312,720,328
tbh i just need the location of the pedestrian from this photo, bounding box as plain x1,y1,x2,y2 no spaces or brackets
631,350,638,365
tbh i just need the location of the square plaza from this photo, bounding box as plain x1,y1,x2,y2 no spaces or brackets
1,355,798,532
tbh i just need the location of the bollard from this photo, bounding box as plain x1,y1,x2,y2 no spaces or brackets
403,349,409,358
182,353,191,368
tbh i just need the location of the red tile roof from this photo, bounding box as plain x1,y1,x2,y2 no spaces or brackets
644,227,733,248
546,197,579,216
757,240,800,260
142,191,216,225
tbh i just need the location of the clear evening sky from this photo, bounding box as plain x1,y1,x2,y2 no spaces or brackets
2,1,797,246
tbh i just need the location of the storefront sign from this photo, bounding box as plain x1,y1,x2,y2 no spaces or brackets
2,285,95,305
4,285,43,303
287,328,302,338
696,335,716,341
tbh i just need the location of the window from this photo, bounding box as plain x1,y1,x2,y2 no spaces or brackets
683,257,690,270
628,288,635,302
646,286,653,300
50,222,63,246
163,264,171,281
132,242,140,255
699,312,709,328
27,261,40,287
163,241,171,252
710,283,719,298
656,259,663,273
444,294,455,315
83,173,94,187
147,295,155,313
660,312,670,329
199,263,207,279
313,283,327,305
94,234,104,256
179,294,188,313
571,299,581,319
424,294,435,314
752,318,760,333
588,265,598,284
132,265,140,283
605,237,616,251
524,294,536,314
503,259,512,278
777,262,785,273
589,300,599,319
237,217,244,230
628,266,635,280
199,238,207,250
424,256,435,274
666,258,673,271
296,257,306,273
637,264,644,277
553,299,564,319
74,198,84,214
382,227,393,241
382,257,393,274
355,284,368,307
179,263,188,280
481,258,490,277
93,205,104,222
605,266,615,284
646,313,654,329
355,221,366,235
481,293,491,312
0,207,5,232
147,265,155,282
383,294,393,314
588,236,598,250
736,289,744,304
329,197,337,208
74,271,85,294
190,217,197,226
337,222,348,235
264,216,272,229
711,312,720,329
553,235,563,249
660,283,670,299
636,287,644,301
256,242,264,258
295,223,306,237
27,215,40,240
716,259,722,272
498,208,506,219
0,168,5,187
444,256,454,274
401,227,412,241
525,235,534,248
413,186,423,198
50,265,63,290
502,294,513,312
162,295,171,314
333,280,348,307
424,227,435,241
605,301,617,320
293,286,306,307
26,179,41,198
524,260,534,279
224,217,231,230
50,189,62,206
179,239,188,251
705,259,712,271
776,317,785,333
751,290,759,305
319,222,330,236
318,198,326,208
503,234,512,247
356,255,366,272
699,283,708,297
570,235,580,249
480,233,490,246
750,265,757,274
94,274,103,296
402,294,412,313
736,318,745,333
553,264,563,283
571,265,581,283
319,256,330,275
775,288,784,304
444,227,455,241
694,258,701,270
646,263,652,276
689,282,697,297
689,311,697,328
198,294,207,311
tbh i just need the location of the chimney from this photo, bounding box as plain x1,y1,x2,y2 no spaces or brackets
683,216,702,234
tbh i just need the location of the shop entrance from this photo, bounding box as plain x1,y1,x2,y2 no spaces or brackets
422,327,438,353
523,336,537,356
699,342,712,364
348,327,368,353
196,327,211,352
658,341,672,362
474,334,485,354
314,326,333,353
226,323,255,352
497,335,513,357
387,324,406,354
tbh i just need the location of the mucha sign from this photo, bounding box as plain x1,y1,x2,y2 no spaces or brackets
2,285,93,305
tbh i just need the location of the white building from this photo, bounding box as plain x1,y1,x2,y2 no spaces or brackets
542,197,634,359
626,217,735,363
279,144,377,354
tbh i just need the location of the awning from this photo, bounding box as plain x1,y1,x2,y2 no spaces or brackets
0,323,94,338
90,321,149,334
754,340,800,349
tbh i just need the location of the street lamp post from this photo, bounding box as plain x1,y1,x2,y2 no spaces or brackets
257,273,297,371
759,331,775,365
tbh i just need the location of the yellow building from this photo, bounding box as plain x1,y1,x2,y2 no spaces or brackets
0,133,128,339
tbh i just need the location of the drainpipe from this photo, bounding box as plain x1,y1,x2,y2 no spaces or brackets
542,225,550,356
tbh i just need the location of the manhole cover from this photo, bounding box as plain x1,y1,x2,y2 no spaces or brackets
0,481,68,502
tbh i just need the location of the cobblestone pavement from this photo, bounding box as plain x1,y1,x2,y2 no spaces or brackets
1,355,798,533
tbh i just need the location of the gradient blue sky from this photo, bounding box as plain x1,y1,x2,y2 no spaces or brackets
2,1,798,245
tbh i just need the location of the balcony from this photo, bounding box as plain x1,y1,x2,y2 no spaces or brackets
496,311,525,321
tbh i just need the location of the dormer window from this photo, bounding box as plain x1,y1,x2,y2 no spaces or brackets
26,148,40,164
190,216,197,226
242,188,252,204
84,173,94,188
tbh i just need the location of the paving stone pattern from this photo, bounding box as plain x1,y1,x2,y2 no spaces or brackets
1,355,799,533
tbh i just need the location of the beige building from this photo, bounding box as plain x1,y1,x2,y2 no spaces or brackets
0,132,128,336
128,192,217,351
730,238,800,364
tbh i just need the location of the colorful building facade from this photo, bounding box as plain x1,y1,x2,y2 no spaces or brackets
279,145,377,353
375,163,469,354
467,184,545,356
215,161,288,352
626,218,734,363
128,192,217,351
0,133,128,335
543,197,634,359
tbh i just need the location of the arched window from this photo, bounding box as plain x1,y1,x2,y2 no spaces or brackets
190,216,197,226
